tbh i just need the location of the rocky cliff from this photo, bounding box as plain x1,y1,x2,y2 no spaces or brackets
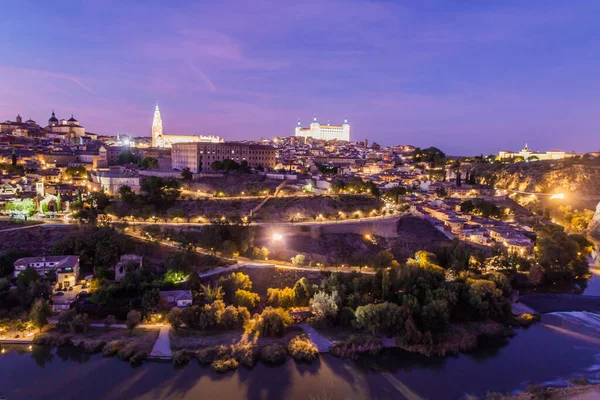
588,201,600,241
471,160,600,194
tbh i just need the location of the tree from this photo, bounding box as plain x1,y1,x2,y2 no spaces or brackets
118,150,138,165
181,167,193,181
211,160,223,171
142,288,161,313
29,299,51,333
139,157,159,170
371,250,396,269
255,307,292,337
529,264,544,286
105,315,117,328
219,272,252,303
309,291,339,325
201,283,224,303
168,308,183,330
234,289,260,309
56,192,62,212
291,254,306,266
126,310,142,333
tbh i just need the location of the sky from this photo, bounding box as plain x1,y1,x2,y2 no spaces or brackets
1,0,600,155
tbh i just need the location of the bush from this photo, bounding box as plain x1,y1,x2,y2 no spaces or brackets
267,287,297,308
220,306,250,330
168,308,183,330
173,349,194,366
231,342,258,368
126,310,142,332
288,336,318,362
568,377,589,386
255,307,292,337
234,289,260,309
196,345,230,364
105,315,117,328
102,340,122,357
211,357,239,373
259,344,287,364
57,309,77,332
329,335,383,360
69,313,90,334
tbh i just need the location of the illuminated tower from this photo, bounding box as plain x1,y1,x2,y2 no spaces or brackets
151,103,164,147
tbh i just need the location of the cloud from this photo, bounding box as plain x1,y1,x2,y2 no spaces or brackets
189,65,217,92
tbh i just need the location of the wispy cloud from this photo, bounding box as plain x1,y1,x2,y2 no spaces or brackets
189,65,216,92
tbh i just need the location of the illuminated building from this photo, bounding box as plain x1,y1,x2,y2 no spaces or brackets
295,116,350,141
172,142,276,173
498,143,578,161
151,103,221,148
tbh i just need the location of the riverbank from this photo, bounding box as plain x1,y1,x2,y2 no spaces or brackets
33,327,159,364
500,383,600,399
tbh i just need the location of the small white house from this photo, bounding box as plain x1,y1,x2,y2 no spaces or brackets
159,290,193,308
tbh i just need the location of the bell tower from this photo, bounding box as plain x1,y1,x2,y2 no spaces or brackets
151,103,164,147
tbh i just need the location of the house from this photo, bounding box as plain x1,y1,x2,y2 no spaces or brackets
13,255,79,289
159,290,193,308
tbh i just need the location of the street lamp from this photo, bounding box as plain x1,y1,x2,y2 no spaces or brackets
273,233,283,241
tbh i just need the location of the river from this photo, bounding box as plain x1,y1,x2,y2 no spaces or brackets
2,308,600,400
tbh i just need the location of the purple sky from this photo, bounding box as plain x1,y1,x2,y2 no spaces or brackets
1,0,599,155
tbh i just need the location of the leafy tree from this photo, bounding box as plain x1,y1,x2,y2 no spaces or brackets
168,308,183,330
141,288,161,313
371,250,396,269
219,272,252,303
309,291,339,325
29,299,51,332
255,307,292,337
201,283,224,303
126,310,142,333
181,167,193,181
139,157,159,170
210,160,223,171
118,150,138,165
291,254,306,266
267,287,297,308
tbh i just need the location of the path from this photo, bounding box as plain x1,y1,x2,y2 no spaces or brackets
298,323,332,353
198,261,376,279
148,325,172,359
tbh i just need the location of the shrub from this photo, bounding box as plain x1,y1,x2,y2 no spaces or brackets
232,342,258,368
69,313,90,334
211,357,239,373
126,310,142,332
255,307,292,337
288,336,318,362
117,343,137,360
198,300,225,330
57,309,77,332
102,340,122,357
173,349,194,366
105,315,117,328
259,344,287,364
267,287,297,308
329,335,383,360
168,308,183,330
568,377,589,386
129,351,147,365
234,289,260,309
196,345,230,364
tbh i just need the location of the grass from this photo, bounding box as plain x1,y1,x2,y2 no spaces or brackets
330,334,383,360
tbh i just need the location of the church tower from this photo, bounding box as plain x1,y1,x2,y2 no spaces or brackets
151,103,164,147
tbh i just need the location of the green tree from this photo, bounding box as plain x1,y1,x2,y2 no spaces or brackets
181,167,193,181
141,288,161,313
126,310,142,333
309,291,339,325
255,307,292,337
29,299,51,333
219,272,252,303
210,160,223,171
291,254,306,266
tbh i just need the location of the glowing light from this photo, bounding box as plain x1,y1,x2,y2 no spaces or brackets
273,233,283,241
550,193,565,200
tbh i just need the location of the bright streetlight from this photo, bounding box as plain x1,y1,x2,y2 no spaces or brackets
273,233,283,241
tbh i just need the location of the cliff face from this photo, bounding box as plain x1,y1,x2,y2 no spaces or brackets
471,161,600,194
589,201,600,241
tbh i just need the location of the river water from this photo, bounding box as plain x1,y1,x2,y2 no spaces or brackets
1,273,599,400
2,308,600,400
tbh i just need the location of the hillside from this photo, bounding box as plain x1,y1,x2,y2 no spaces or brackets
471,159,600,194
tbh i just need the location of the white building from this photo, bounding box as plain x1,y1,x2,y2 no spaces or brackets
13,255,80,289
151,104,222,148
498,143,578,161
295,117,350,141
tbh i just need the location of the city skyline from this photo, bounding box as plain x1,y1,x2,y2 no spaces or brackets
2,0,600,155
